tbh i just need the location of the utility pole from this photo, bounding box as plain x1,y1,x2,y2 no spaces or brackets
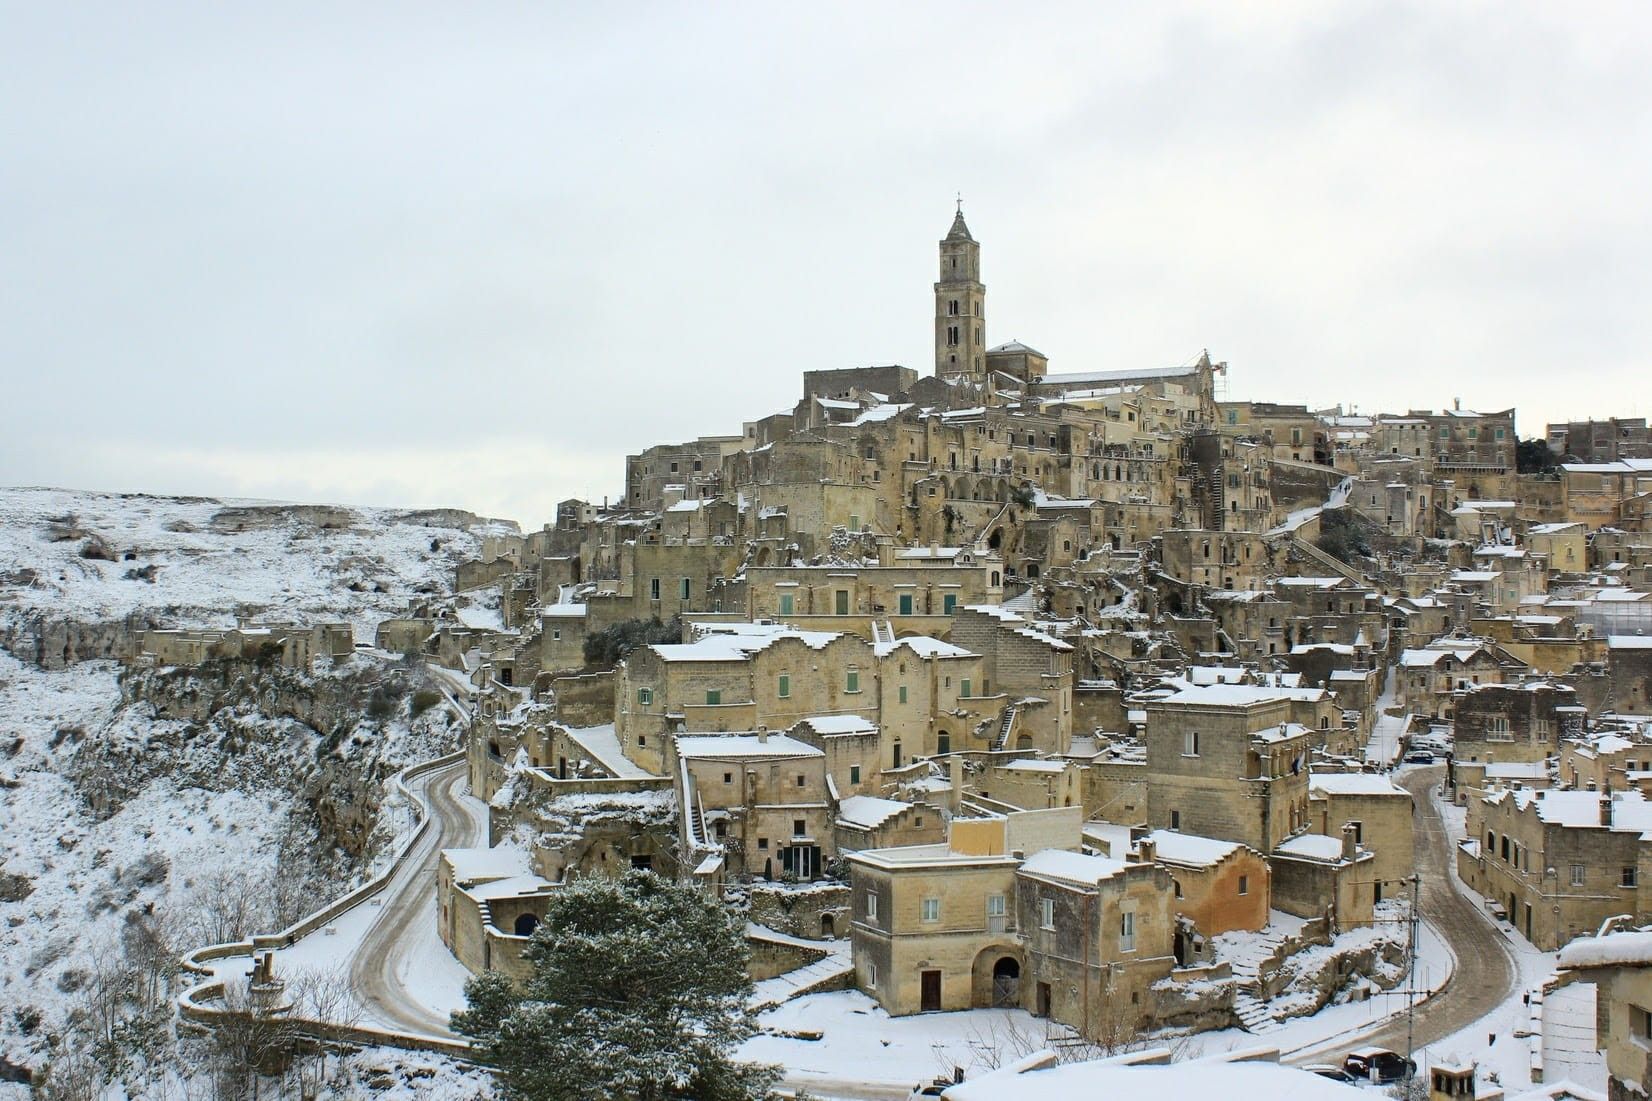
1405,872,1421,1087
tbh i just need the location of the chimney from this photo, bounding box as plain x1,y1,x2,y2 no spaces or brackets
931,540,940,559
1137,837,1156,865
1341,823,1359,862
949,755,965,814
756,724,769,744
1602,796,1613,828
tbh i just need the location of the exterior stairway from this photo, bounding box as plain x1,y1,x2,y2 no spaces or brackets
992,705,1020,751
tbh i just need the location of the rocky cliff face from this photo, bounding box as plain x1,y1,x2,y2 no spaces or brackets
92,654,460,860
0,611,159,670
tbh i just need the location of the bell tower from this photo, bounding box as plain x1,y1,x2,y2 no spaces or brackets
935,202,985,383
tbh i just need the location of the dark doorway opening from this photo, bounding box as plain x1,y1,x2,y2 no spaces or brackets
921,970,943,1012
991,957,1020,1007
513,913,540,937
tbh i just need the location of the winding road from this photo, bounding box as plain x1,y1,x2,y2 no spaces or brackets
346,757,487,1037
1293,764,1518,1062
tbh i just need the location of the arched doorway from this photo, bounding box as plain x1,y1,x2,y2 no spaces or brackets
821,913,835,938
514,913,540,937
991,958,1020,1007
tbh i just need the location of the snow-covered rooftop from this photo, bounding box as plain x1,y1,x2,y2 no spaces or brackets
675,733,822,760
836,795,914,829
1019,848,1126,885
1309,773,1408,797
1274,833,1350,862
1144,829,1241,867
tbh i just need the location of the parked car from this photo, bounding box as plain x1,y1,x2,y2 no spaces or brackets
1303,1064,1357,1083
1404,750,1436,764
1343,1046,1416,1083
909,1083,949,1098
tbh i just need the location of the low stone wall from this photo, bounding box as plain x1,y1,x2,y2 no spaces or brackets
748,882,852,941
748,931,829,981
551,670,614,727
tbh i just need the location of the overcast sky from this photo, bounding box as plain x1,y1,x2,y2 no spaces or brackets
4,3,1650,526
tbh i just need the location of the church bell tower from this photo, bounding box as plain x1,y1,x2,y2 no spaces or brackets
934,203,985,384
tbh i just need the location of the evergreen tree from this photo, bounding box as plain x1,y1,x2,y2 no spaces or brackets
453,871,778,1101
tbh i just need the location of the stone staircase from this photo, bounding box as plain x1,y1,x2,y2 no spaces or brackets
1223,927,1292,1035
992,704,1020,751
1233,993,1283,1035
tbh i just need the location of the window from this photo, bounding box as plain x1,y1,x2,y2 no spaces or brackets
669,461,679,473
1487,716,1512,741
1238,875,1249,896
835,590,850,615
898,593,914,616
1349,821,1363,846
1571,863,1586,887
849,514,860,531
637,688,653,705
1183,730,1200,757
793,818,806,835
866,892,879,919
1170,810,1180,830
779,593,794,616
1040,898,1056,930
679,577,691,600
693,459,702,471
921,898,940,923
723,772,732,784
898,686,908,705
1625,867,1639,889
757,838,768,850
1119,910,1136,952
868,960,878,988
849,765,861,784
650,577,661,600
705,689,721,705
987,895,1006,918
1633,1005,1652,1044
960,679,971,699
778,674,790,699
943,594,957,614
551,628,561,641
846,669,860,693
937,732,951,755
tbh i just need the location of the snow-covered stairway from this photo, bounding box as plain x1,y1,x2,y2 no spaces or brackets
748,924,853,1011
1233,992,1283,1035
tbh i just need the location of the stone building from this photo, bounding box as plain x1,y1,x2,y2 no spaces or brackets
1143,684,1314,853
1461,787,1652,949
1453,681,1582,793
1306,772,1414,892
846,807,1177,1042
615,622,993,775
1555,923,1652,1100
1140,829,1270,941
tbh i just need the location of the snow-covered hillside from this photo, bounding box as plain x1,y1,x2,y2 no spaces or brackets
0,486,502,1096
0,486,515,640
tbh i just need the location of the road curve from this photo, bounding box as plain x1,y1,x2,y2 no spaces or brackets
347,759,487,1037
1336,764,1517,1056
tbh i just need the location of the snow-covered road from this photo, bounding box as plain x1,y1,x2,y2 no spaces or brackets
347,759,487,1036
1298,764,1517,1060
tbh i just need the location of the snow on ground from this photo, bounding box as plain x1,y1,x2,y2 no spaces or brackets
0,653,300,1066
1542,981,1607,1092
1202,913,1453,1062
742,989,1077,1090
0,486,503,636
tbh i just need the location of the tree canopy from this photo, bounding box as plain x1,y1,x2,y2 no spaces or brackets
452,871,777,1101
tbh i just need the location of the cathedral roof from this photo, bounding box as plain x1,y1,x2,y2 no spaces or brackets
945,209,974,242
988,340,1045,358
